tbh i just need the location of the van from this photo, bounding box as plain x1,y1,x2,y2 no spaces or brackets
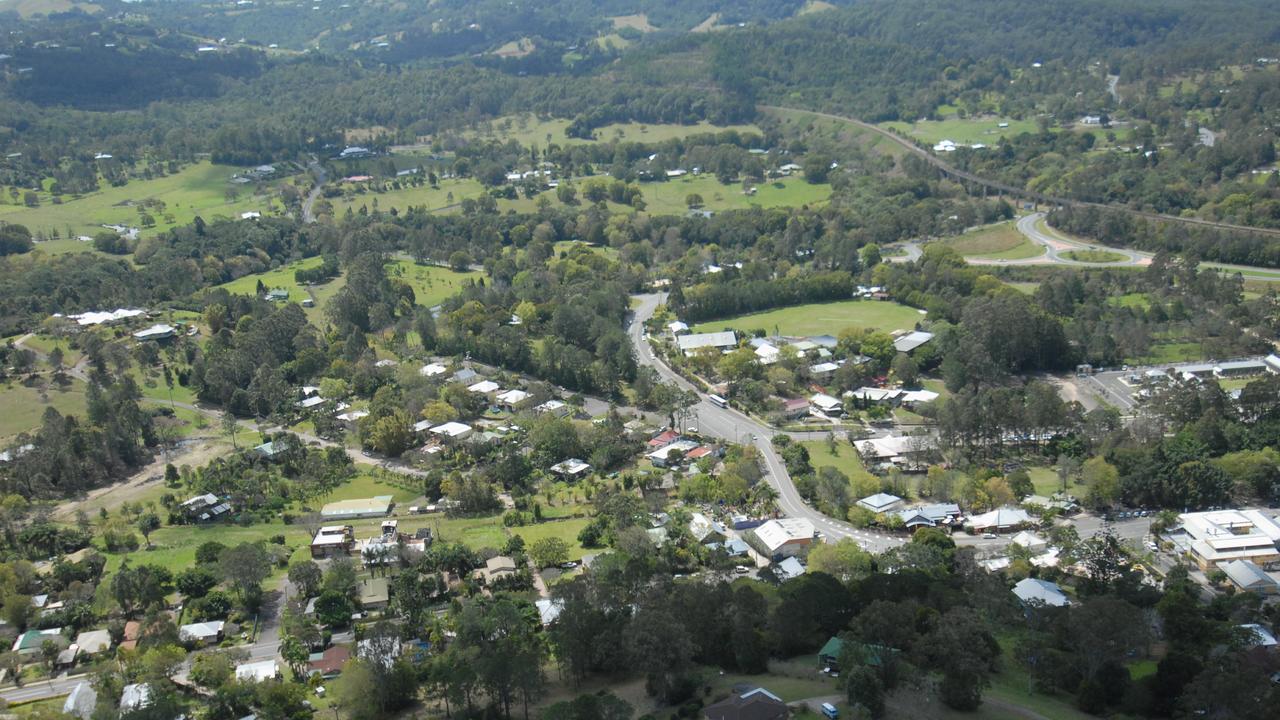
708,394,728,408
821,702,839,719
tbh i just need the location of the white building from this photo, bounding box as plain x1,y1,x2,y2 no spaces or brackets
809,393,843,416
676,331,737,356
430,422,474,440
549,458,591,479
751,518,816,558
235,659,281,683
1012,578,1069,607
419,362,448,378
1177,509,1280,570
893,330,934,353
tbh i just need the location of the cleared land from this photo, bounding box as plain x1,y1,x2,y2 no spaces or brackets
881,114,1040,147
215,256,327,299
332,177,484,215
942,221,1044,260
385,260,480,308
468,114,761,147
691,300,924,337
0,161,285,244
761,107,906,160
0,378,88,442
639,176,830,215
611,14,656,32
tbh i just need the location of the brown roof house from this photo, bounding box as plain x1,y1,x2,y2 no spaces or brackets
704,686,788,720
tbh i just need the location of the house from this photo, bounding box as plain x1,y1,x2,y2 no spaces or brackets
668,321,690,337
467,380,501,396
809,392,844,416
374,358,398,369
132,324,176,341
495,389,532,412
254,439,291,461
310,525,355,559
893,330,934,353
336,409,369,429
1265,354,1280,374
119,683,151,713
265,288,289,302
73,629,113,656
809,361,839,379
899,389,940,407
647,439,700,467
358,577,390,611
751,518,816,559
857,493,904,514
849,387,901,404
1221,559,1279,594
118,621,141,651
818,636,845,668
677,331,738,356
430,421,474,441
452,368,479,384
752,340,780,365
180,493,233,522
549,458,592,480
419,362,448,378
648,429,681,448
1239,623,1278,649
534,399,571,417
297,395,326,410
321,496,394,520
776,556,805,581
703,686,788,720
719,538,750,557
12,628,68,657
307,644,351,678
967,506,1033,533
179,620,225,645
55,646,79,670
896,503,962,528
1010,531,1048,552
689,513,728,545
535,598,564,627
1176,509,1280,570
236,659,281,683
1012,578,1069,608
63,681,97,719
780,397,810,419
477,556,519,584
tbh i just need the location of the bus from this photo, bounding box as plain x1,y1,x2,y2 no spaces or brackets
820,703,839,719
708,394,728,408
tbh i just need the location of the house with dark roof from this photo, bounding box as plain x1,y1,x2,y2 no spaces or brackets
703,686,788,720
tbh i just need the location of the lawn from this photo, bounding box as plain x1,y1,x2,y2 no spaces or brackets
762,107,907,160
0,161,286,243
881,114,1041,147
508,517,592,560
1128,342,1203,366
1027,467,1065,497
313,473,420,507
1062,249,1125,263
216,256,326,299
691,299,924,337
943,221,1044,260
384,260,479,308
802,440,878,497
1109,292,1152,309
331,177,485,216
428,513,509,551
1007,281,1040,294
100,520,309,577
0,378,88,442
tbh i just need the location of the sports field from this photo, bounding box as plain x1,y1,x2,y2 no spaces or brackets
691,299,924,336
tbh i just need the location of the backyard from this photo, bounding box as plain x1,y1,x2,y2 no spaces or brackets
691,299,925,337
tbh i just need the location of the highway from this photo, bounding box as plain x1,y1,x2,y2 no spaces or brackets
629,293,905,552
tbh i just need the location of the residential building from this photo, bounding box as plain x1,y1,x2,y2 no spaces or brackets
236,659,281,683
849,387,901,404
1221,559,1279,594
677,331,738,356
452,368,479,384
1240,623,1278,648
12,628,68,657
132,324,176,341
358,577,390,611
668,321,690,336
1177,509,1280,569
892,330,934,353
535,599,564,627
899,389,940,407
63,681,97,719
1265,354,1280,374
534,399,571,417
549,458,591,479
73,629,112,656
1012,578,1069,608
310,525,355,559
118,621,140,651
896,503,962,528
1214,359,1268,378
467,380,501,395
180,493,233,522
857,493,904,514
307,644,351,678
178,620,225,645
689,512,728,545
495,389,532,411
1010,531,1048,552
703,687,788,720
254,439,291,461
809,392,844,416
809,361,839,379
780,397,810,419
419,362,448,378
430,421,474,441
321,496,394,520
477,556,519,584
751,518,816,559
119,684,151,713
776,556,805,581
647,439,700,467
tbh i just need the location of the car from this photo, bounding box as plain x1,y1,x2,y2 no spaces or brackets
982,533,997,539
733,566,751,575
559,561,578,570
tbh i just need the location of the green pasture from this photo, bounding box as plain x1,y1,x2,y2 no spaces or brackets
691,299,924,337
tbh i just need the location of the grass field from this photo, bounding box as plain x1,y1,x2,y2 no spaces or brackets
943,221,1044,260
313,473,420,507
0,378,88,442
0,161,285,244
385,261,479,308
1007,281,1040,294
468,114,761,147
509,518,592,561
881,114,1041,147
762,107,907,159
691,299,924,337
636,176,830,215
215,256,327,299
802,441,877,492
1109,292,1152,309
1062,249,1125,263
1127,342,1203,366
332,177,485,216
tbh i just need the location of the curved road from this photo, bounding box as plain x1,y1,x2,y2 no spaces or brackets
301,157,327,224
629,293,904,552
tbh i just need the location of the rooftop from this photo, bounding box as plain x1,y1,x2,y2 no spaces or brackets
677,331,737,353
753,518,815,552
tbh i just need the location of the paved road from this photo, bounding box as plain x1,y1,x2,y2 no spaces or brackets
629,293,905,552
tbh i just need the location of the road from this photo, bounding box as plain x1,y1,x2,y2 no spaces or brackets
628,293,905,552
301,157,326,224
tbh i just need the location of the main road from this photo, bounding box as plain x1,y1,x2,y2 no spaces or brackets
629,293,905,552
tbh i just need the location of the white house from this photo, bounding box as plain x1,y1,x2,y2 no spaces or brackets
235,659,282,683
676,331,737,356
534,399,571,417
893,330,934,353
809,393,844,416
419,362,448,378
178,620,225,645
132,324,176,341
967,506,1033,533
468,380,501,395
857,493,904,514
496,389,532,411
430,422,474,440
1012,578,1069,607
751,518,816,559
549,458,592,479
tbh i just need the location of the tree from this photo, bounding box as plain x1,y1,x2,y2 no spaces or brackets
684,193,704,209
279,635,310,680
218,543,271,608
314,590,354,628
846,665,885,718
136,512,160,548
539,691,634,720
1081,457,1120,509
529,537,570,569
806,538,872,584
626,606,696,703
891,353,919,386
287,561,322,599
175,566,218,599
221,411,239,449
